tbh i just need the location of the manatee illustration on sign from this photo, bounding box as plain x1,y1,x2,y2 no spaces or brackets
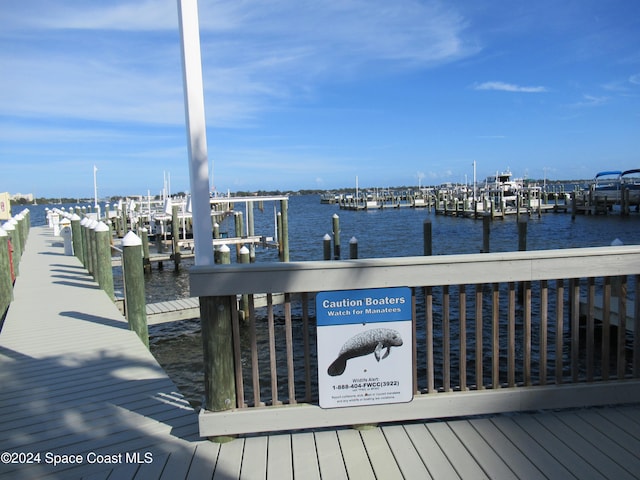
327,327,403,376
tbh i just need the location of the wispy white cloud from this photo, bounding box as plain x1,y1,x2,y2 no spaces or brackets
474,81,548,93
569,94,610,108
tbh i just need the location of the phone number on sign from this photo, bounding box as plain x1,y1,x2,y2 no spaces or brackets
332,380,399,390
1,451,154,466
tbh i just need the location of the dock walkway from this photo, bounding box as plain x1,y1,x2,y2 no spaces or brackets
2,226,640,479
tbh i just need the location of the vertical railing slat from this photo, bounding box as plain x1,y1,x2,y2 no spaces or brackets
555,279,564,384
302,292,312,402
459,284,467,391
249,294,261,407
539,280,548,386
570,278,580,383
425,286,434,393
475,284,484,389
617,275,627,379
230,297,245,408
412,288,418,394
492,283,499,389
586,278,595,382
443,285,451,392
524,281,532,387
508,282,516,387
267,294,280,405
602,277,611,381
284,293,296,404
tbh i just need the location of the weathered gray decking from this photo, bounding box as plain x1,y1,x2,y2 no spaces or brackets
2,226,640,479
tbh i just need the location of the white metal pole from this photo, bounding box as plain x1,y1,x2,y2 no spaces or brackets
177,0,214,266
93,165,101,219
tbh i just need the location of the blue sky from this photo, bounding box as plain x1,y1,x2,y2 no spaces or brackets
2,0,639,198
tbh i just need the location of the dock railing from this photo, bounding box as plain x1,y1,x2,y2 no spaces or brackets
190,245,640,437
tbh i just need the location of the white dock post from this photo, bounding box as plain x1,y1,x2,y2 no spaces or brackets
177,0,213,267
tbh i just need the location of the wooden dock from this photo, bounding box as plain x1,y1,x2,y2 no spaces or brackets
2,226,640,479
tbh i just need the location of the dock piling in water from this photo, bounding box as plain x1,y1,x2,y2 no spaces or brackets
323,233,331,260
349,236,358,259
423,218,432,256
332,213,340,260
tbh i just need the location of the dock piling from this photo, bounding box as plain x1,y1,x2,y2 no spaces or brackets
323,234,331,260
349,236,358,259
171,205,181,271
482,215,491,253
280,199,289,262
0,229,12,317
121,231,149,348
95,221,115,301
423,219,432,256
332,213,341,260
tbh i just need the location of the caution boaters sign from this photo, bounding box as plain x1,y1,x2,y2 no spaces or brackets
316,287,413,409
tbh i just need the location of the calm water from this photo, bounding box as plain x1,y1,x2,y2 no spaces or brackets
16,196,640,407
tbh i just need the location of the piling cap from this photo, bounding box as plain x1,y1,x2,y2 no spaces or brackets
239,246,250,254
94,221,110,233
80,217,89,226
2,221,15,231
349,236,358,243
219,244,230,253
121,231,142,247
323,233,331,241
70,214,81,221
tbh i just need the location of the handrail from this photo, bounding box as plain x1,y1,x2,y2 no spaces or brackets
190,245,640,296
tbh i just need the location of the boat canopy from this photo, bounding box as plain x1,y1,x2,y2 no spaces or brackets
621,169,640,177
594,170,622,179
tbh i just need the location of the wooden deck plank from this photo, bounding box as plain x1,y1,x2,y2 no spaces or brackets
314,431,348,480
290,432,321,480
212,439,244,480
555,410,640,477
403,423,460,479
159,448,199,480
381,425,432,479
266,434,293,480
359,426,405,480
540,411,637,480
240,436,267,480
424,421,488,479
336,429,375,480
185,442,220,480
513,414,607,480
489,415,575,479
448,419,519,480
577,409,640,456
466,417,545,480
